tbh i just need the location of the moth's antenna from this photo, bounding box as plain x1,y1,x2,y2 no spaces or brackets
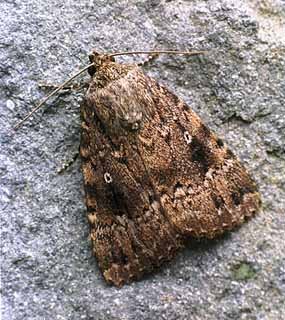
13,63,94,130
110,50,205,57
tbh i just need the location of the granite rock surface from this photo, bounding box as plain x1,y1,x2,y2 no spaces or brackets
1,1,285,319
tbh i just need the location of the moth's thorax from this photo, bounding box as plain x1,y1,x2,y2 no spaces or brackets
88,51,133,86
86,55,155,135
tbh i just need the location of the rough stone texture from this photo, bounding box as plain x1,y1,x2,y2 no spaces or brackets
1,0,284,319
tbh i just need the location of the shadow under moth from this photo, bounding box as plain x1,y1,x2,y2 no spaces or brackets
15,50,261,287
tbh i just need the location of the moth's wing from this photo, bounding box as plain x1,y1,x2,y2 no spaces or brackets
137,77,261,239
80,99,184,287
80,66,260,286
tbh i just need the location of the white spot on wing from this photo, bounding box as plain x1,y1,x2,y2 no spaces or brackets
184,131,192,144
104,172,113,183
132,122,139,130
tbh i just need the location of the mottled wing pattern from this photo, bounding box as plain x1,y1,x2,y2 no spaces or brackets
136,75,260,239
80,96,184,286
80,64,260,286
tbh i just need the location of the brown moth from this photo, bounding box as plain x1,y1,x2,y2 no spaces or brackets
80,51,260,286
15,50,261,287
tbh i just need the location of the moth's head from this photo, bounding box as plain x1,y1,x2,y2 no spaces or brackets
88,51,115,76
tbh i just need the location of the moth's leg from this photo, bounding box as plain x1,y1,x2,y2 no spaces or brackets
57,152,79,174
38,81,89,92
137,53,159,67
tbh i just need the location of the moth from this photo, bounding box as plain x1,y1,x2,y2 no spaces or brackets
15,50,261,287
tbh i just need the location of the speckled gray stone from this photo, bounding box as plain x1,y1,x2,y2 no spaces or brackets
1,1,285,319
